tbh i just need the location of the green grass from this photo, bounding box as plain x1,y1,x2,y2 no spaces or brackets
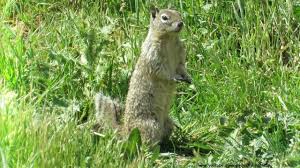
1,0,300,167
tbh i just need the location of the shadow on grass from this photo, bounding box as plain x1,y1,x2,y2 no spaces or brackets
159,137,214,157
92,123,215,158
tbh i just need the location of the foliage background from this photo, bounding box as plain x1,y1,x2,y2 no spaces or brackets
0,0,300,167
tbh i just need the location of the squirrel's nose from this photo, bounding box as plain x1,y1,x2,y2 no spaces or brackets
177,21,184,28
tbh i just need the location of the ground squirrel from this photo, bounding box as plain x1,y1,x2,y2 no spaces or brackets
95,6,191,145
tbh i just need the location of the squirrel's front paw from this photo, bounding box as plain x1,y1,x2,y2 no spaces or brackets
173,74,192,84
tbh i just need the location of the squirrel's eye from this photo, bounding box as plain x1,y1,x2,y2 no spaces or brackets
161,15,169,21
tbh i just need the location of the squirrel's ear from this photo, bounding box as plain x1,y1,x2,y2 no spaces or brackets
167,3,173,9
150,5,159,19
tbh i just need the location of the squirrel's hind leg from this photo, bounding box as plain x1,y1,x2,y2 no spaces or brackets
162,117,174,141
126,118,163,145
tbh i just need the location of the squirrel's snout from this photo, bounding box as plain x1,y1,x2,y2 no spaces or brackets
177,21,183,28
173,21,184,32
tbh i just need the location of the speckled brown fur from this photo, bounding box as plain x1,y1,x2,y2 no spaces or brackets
95,7,191,145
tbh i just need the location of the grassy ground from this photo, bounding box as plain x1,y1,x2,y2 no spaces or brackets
1,0,300,167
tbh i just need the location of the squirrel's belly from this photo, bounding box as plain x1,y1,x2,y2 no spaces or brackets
152,80,176,114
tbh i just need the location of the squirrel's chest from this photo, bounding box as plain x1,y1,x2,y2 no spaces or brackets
161,43,180,70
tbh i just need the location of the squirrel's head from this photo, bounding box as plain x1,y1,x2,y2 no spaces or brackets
150,6,184,36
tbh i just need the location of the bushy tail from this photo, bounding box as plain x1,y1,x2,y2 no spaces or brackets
95,93,123,130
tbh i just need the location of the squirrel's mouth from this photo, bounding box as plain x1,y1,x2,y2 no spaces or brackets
174,26,183,32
